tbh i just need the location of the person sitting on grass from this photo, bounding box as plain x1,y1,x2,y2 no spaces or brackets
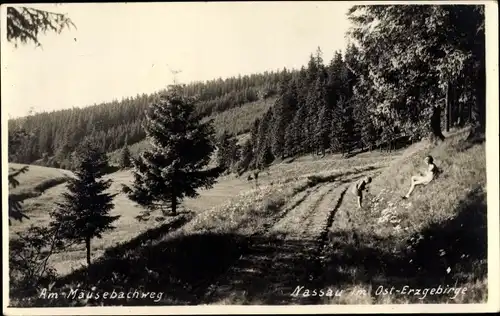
402,155,440,199
352,176,372,209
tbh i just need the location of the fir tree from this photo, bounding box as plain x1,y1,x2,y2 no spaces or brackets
330,97,353,155
307,76,328,155
248,118,261,169
254,109,275,169
119,140,132,169
228,140,241,173
284,123,296,158
123,89,221,218
49,138,119,266
290,105,308,156
217,131,239,173
237,139,254,174
353,101,378,151
327,51,344,106
7,6,75,48
271,78,297,159
315,103,333,156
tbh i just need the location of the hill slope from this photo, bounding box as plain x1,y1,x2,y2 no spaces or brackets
315,128,487,304
107,97,274,164
8,163,73,199
8,128,486,306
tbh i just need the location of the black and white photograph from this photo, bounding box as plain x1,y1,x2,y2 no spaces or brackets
2,1,498,314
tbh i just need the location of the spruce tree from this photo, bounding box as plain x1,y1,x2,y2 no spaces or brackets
50,138,119,266
254,109,275,169
119,143,132,169
123,89,221,218
271,77,297,159
284,123,297,157
307,76,328,155
7,6,75,47
228,140,241,173
315,103,333,156
237,139,254,174
248,118,261,169
339,105,356,156
217,131,239,173
290,105,308,156
327,51,344,106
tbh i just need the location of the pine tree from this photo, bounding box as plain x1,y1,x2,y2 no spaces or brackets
228,140,241,173
271,77,297,159
351,100,378,152
306,54,319,86
315,103,333,156
49,138,119,266
123,89,221,218
290,105,308,156
348,5,485,139
248,118,261,169
339,106,355,156
284,122,297,157
254,109,275,169
330,96,353,155
119,140,132,169
327,51,344,106
7,6,75,47
308,76,328,155
217,131,239,173
237,139,253,174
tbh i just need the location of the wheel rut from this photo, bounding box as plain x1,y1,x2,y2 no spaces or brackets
201,168,377,304
203,182,346,304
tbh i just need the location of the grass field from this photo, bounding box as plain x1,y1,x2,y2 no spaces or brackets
8,128,487,306
9,163,73,196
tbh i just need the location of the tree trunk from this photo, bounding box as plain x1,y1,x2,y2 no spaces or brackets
457,95,464,127
85,237,91,266
430,105,445,141
469,66,486,139
445,81,451,133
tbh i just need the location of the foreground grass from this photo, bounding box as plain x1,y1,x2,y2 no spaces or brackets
9,130,485,306
8,161,384,307
9,145,389,275
319,128,487,304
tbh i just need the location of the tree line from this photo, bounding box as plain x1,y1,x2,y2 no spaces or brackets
215,5,486,175
8,69,292,169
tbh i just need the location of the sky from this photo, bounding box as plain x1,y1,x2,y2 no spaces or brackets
2,2,354,118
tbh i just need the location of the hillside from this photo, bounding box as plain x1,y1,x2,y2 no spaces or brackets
8,128,486,306
8,163,73,200
8,70,289,169
107,97,274,164
320,128,487,303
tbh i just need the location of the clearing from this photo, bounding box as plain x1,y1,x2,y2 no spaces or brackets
8,128,486,306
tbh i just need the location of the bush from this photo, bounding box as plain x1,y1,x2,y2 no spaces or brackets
9,225,66,299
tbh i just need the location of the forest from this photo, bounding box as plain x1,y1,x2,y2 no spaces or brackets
8,5,485,175
8,70,287,169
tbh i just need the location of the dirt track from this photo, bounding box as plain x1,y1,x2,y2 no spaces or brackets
202,169,376,304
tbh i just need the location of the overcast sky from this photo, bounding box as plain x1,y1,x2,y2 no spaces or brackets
2,2,354,118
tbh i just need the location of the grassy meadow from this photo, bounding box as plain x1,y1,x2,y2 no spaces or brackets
8,128,487,306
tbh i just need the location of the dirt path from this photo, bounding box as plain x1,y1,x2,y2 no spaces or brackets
197,165,382,305
201,180,352,304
